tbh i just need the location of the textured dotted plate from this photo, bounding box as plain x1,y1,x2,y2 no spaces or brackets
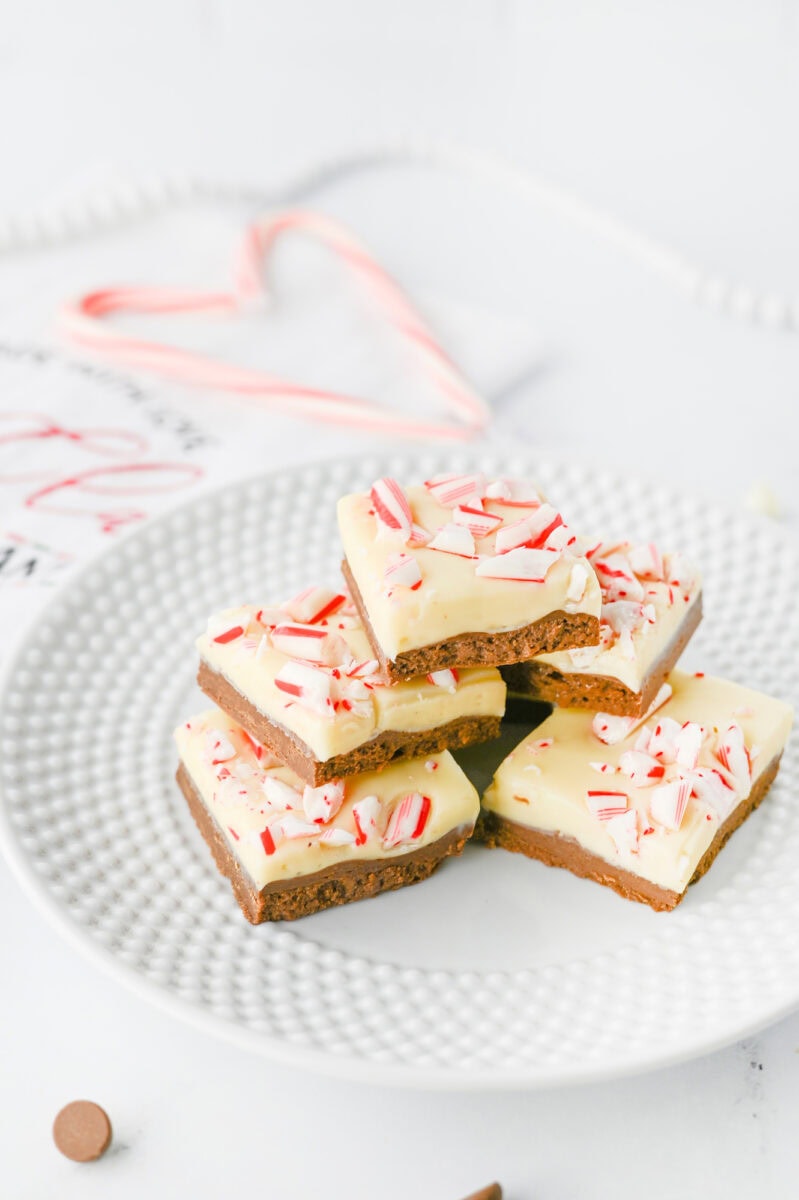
1,451,797,1089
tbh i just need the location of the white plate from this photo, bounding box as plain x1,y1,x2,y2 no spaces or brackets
0,450,797,1089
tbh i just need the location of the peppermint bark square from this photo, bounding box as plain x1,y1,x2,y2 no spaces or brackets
174,708,480,923
337,474,602,683
503,540,702,717
196,589,506,787
479,670,793,910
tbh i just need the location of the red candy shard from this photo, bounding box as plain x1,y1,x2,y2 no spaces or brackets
370,477,413,535
352,794,384,845
592,683,672,746
586,790,630,819
627,541,665,581
618,749,665,787
383,791,431,848
213,625,244,644
605,808,639,854
302,779,345,824
426,668,459,691
452,504,502,539
260,826,278,855
286,586,346,625
424,472,485,508
271,621,345,665
279,813,321,839
716,723,751,790
384,552,423,590
475,547,559,582
427,522,476,558
274,661,335,715
649,778,692,830
319,827,356,846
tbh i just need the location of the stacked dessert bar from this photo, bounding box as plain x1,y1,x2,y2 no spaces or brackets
174,471,792,920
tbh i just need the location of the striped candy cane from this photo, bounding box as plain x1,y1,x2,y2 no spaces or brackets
59,210,490,441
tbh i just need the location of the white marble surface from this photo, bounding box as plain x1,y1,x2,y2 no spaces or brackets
2,3,799,1197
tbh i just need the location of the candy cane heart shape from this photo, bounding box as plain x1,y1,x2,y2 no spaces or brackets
59,210,490,442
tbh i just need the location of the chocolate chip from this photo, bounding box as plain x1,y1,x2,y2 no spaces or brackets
461,1185,502,1200
52,1100,112,1162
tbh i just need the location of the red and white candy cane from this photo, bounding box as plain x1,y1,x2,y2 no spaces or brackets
59,210,490,442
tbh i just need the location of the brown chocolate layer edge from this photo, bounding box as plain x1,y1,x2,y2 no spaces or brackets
474,752,782,912
502,592,703,718
197,659,502,786
342,558,600,684
177,761,473,923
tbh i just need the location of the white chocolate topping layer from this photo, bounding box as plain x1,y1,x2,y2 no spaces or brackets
197,593,506,763
175,708,480,890
483,670,793,894
534,541,701,693
337,475,602,660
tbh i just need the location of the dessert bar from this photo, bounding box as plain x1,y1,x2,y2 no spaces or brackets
175,707,480,922
478,670,793,910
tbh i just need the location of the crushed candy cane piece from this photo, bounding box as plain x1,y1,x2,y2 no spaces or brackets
586,790,630,819
279,813,321,839
319,827,356,847
567,562,590,604
627,542,665,581
384,552,423,590
271,622,346,665
253,605,288,629
206,607,254,641
593,553,644,602
407,522,432,547
302,779,345,824
689,766,737,819
495,515,535,554
523,504,564,549
286,587,346,625
204,730,236,765
485,477,542,506
452,504,502,539
352,794,384,845
240,728,265,760
427,522,476,557
618,749,665,787
475,547,560,582
370,477,412,535
425,472,485,508
716,723,751,790
383,791,431,848
606,808,639,854
213,625,244,645
274,660,335,715
427,668,459,692
664,551,697,590
647,716,684,764
425,759,439,772
344,657,381,680
260,775,302,810
592,682,672,745
258,824,282,856
674,721,705,770
649,778,692,830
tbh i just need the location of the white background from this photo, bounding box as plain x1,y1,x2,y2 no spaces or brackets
1,2,799,1197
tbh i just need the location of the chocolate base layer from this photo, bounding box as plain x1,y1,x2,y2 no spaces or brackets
475,752,782,912
197,659,502,786
502,593,703,718
342,558,600,685
177,762,472,923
